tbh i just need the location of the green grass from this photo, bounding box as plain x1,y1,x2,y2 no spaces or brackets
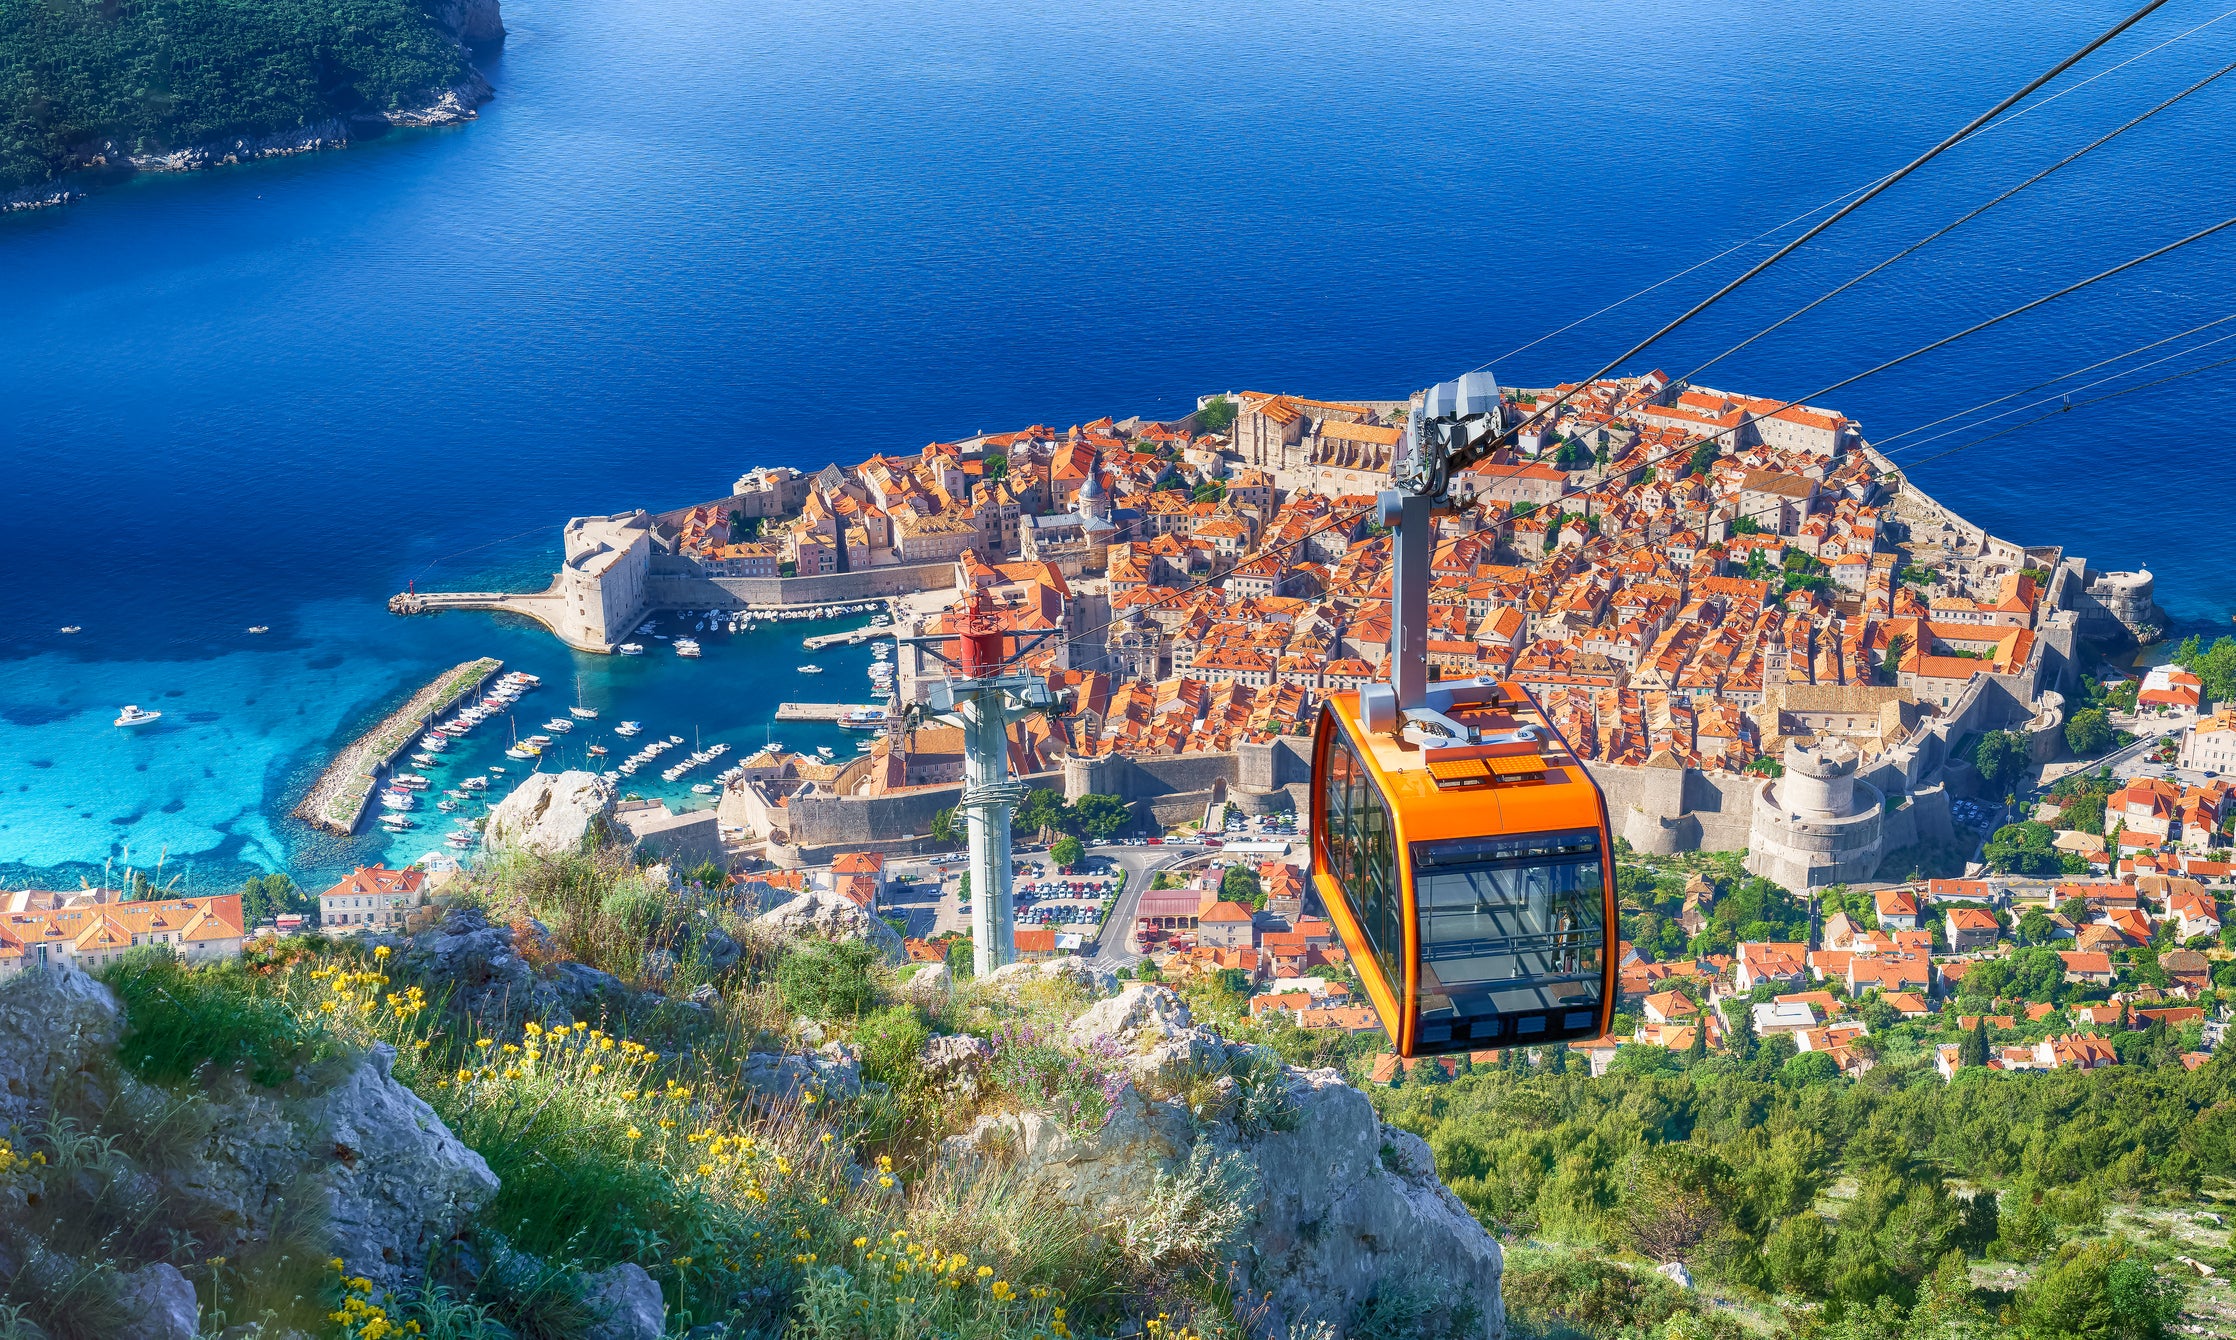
104,949,336,1086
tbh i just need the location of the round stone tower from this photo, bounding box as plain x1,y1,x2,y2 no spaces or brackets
1745,739,1885,892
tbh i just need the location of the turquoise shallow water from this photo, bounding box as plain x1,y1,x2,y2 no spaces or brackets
5,0,2236,891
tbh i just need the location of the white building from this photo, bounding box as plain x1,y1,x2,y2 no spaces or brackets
2179,709,2236,774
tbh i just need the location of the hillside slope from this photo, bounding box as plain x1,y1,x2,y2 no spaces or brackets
0,0,501,195
0,849,1504,1339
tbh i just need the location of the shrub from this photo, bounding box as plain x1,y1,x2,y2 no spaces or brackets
855,1005,931,1087
985,1023,1127,1135
105,948,331,1087
778,940,883,1020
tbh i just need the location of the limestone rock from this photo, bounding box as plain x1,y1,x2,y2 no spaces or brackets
942,1049,1503,1338
387,906,560,1024
739,1043,860,1102
296,1043,498,1291
899,962,954,1008
1656,1260,1693,1289
0,963,122,1132
582,1262,665,1340
1067,982,1191,1050
118,1262,199,1340
754,890,904,963
920,1033,993,1090
550,960,628,1009
986,957,1116,998
485,770,616,857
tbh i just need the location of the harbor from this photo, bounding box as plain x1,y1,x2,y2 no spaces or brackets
294,657,503,836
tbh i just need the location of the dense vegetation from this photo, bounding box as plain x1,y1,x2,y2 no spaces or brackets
1375,1052,2231,1338
0,0,475,191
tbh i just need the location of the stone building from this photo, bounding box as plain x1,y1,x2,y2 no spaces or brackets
1745,740,1884,890
555,511,652,651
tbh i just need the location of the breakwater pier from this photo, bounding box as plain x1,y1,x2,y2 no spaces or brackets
774,702,884,722
295,657,503,835
800,626,895,651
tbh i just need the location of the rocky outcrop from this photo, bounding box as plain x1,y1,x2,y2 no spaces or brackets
487,770,618,857
384,904,563,1024
0,959,123,1131
582,1262,665,1340
117,1263,199,1340
739,1041,862,1102
0,965,497,1319
949,984,1504,1338
987,956,1117,998
754,890,906,963
297,1043,499,1290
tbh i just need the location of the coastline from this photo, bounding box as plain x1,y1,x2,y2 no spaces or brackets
0,76,494,215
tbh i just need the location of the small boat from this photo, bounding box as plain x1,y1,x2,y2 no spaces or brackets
410,753,437,766
438,799,460,812
587,744,609,756
675,638,702,658
570,705,598,719
59,626,81,634
515,673,541,686
543,718,573,732
817,746,835,760
615,721,642,736
247,626,269,635
461,775,490,790
488,765,507,774
505,747,532,760
618,643,645,656
798,664,823,674
692,783,716,795
668,735,684,744
115,705,163,727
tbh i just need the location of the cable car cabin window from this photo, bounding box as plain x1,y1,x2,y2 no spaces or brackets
1319,726,1402,992
1409,829,1605,1048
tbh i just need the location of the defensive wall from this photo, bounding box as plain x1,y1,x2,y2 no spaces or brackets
647,557,955,609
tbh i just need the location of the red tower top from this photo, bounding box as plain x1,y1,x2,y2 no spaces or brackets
955,586,1008,680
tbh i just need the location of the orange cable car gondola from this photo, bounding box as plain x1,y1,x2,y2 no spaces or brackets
1308,370,1616,1057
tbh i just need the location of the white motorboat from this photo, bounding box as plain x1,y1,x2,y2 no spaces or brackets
675,639,702,658
114,705,162,727
668,735,684,744
461,775,490,790
692,783,716,795
543,718,573,732
247,625,269,634
615,721,642,736
798,664,823,674
59,626,81,634
618,643,644,656
380,792,416,811
488,765,507,774
817,746,835,760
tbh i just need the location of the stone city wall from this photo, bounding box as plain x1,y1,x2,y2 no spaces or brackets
645,560,955,610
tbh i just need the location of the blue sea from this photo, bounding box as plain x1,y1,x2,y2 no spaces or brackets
5,0,2236,892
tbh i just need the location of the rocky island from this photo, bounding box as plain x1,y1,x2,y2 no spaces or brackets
0,0,505,210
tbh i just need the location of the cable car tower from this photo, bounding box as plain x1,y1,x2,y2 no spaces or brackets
1309,369,1617,1057
899,587,1056,978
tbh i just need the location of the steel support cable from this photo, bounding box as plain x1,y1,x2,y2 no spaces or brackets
1864,309,2236,451
1895,351,2236,471
1477,2,2236,376
1474,0,2178,459
1873,317,2236,454
1038,223,2236,670
1680,57,2236,384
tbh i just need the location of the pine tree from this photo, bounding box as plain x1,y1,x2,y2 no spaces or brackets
1961,1014,1990,1068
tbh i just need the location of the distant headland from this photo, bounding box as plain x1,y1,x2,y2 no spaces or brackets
0,0,505,212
